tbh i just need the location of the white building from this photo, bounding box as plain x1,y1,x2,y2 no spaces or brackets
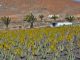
48,15,53,18
49,22,73,27
48,14,60,19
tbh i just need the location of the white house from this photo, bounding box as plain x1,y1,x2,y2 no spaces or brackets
48,15,53,18
49,22,73,27
48,14,60,19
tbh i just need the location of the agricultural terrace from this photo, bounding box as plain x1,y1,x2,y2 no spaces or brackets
0,26,80,60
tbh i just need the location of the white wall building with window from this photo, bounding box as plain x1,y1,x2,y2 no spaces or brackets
49,22,73,27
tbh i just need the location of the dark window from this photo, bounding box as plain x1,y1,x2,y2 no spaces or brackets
52,23,57,26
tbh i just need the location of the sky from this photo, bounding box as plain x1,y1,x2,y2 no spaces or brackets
73,0,80,2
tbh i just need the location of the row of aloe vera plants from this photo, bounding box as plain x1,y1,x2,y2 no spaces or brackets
0,26,80,60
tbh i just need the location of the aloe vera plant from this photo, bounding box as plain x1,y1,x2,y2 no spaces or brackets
0,26,79,60
67,50,75,60
6,54,14,60
0,50,4,60
66,40,75,60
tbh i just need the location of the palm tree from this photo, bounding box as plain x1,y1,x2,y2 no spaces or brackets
24,13,37,28
65,15,75,22
0,16,11,29
39,15,44,22
51,15,59,21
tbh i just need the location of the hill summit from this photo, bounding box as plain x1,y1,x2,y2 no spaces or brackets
0,0,80,20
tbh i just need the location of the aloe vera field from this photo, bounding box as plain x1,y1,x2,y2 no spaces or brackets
0,26,80,60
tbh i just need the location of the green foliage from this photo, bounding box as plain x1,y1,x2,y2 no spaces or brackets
0,16,11,29
65,15,75,22
51,14,59,21
0,26,79,59
24,13,37,28
39,14,44,21
24,13,36,22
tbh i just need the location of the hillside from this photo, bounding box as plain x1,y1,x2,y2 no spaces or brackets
0,0,80,20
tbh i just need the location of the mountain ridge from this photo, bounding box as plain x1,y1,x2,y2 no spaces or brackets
0,0,80,20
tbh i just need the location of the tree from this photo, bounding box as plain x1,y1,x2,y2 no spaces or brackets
65,15,75,22
0,16,11,29
24,13,37,28
39,15,44,22
51,15,59,21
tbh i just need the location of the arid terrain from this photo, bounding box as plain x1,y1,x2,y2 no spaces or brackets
0,0,80,20
0,1,80,60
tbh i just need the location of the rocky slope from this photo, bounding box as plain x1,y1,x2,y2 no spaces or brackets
0,0,80,20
